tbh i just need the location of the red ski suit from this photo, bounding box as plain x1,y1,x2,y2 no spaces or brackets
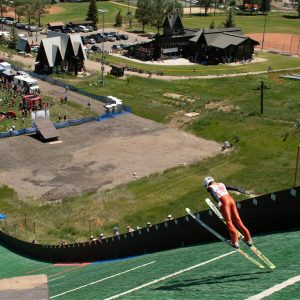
207,182,251,244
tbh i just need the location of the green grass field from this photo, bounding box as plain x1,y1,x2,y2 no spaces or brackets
1,229,300,299
38,2,300,35
1,69,300,243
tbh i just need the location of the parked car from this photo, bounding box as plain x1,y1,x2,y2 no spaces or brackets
91,45,102,52
119,34,129,40
96,33,108,42
106,34,116,42
88,38,96,44
119,43,130,49
111,44,122,50
86,26,94,32
31,46,39,53
15,22,26,29
64,27,75,33
5,20,15,26
28,25,39,32
87,34,102,43
78,25,89,33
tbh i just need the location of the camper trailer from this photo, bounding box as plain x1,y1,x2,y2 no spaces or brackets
0,62,12,73
14,75,40,94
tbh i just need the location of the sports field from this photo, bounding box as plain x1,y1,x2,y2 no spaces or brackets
1,229,299,299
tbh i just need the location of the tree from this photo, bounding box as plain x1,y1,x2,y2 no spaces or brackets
33,0,49,27
209,20,215,29
296,0,300,18
150,0,169,34
115,10,122,27
135,0,152,32
86,0,98,24
12,0,24,22
8,25,17,49
223,7,235,27
260,0,271,13
0,0,9,19
166,0,183,16
23,0,36,25
197,0,213,16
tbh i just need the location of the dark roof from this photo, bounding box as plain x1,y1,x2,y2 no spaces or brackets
16,38,30,53
69,20,95,26
189,27,259,48
163,13,184,31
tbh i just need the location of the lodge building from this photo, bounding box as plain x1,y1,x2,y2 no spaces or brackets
127,14,259,64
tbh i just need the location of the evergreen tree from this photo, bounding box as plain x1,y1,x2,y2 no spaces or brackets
260,0,271,13
86,0,98,24
223,8,235,28
209,20,215,29
115,10,123,27
8,26,17,49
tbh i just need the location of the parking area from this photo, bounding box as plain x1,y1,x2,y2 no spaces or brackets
1,21,150,54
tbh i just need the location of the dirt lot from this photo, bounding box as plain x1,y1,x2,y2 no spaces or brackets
0,112,220,201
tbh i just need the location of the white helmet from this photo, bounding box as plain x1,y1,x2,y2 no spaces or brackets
204,176,214,188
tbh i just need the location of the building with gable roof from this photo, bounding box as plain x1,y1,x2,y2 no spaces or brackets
127,13,259,64
35,32,86,74
16,37,31,53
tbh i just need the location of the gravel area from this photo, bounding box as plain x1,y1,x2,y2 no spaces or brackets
0,113,220,201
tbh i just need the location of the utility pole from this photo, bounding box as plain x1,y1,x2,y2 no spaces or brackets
261,11,267,51
97,9,107,87
255,81,269,114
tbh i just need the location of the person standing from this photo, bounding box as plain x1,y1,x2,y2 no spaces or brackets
204,176,253,249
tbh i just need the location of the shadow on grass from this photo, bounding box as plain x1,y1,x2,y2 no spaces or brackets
282,15,300,19
153,271,272,291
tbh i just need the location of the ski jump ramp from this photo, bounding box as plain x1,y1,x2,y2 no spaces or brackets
34,117,59,141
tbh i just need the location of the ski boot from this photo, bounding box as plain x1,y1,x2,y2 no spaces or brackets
228,240,239,249
245,238,253,247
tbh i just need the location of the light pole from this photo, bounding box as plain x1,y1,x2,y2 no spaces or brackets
261,11,267,51
97,9,107,87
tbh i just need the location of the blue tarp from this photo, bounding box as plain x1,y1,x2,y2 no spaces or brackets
0,213,7,220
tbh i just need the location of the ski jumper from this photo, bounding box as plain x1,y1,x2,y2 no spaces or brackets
207,182,251,244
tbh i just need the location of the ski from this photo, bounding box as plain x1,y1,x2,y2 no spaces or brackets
186,208,265,269
205,198,276,270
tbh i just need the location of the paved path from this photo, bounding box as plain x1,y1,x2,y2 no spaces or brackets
2,50,300,82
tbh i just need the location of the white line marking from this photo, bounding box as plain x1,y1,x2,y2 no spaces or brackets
105,251,236,300
246,275,300,300
50,261,155,298
48,275,65,282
